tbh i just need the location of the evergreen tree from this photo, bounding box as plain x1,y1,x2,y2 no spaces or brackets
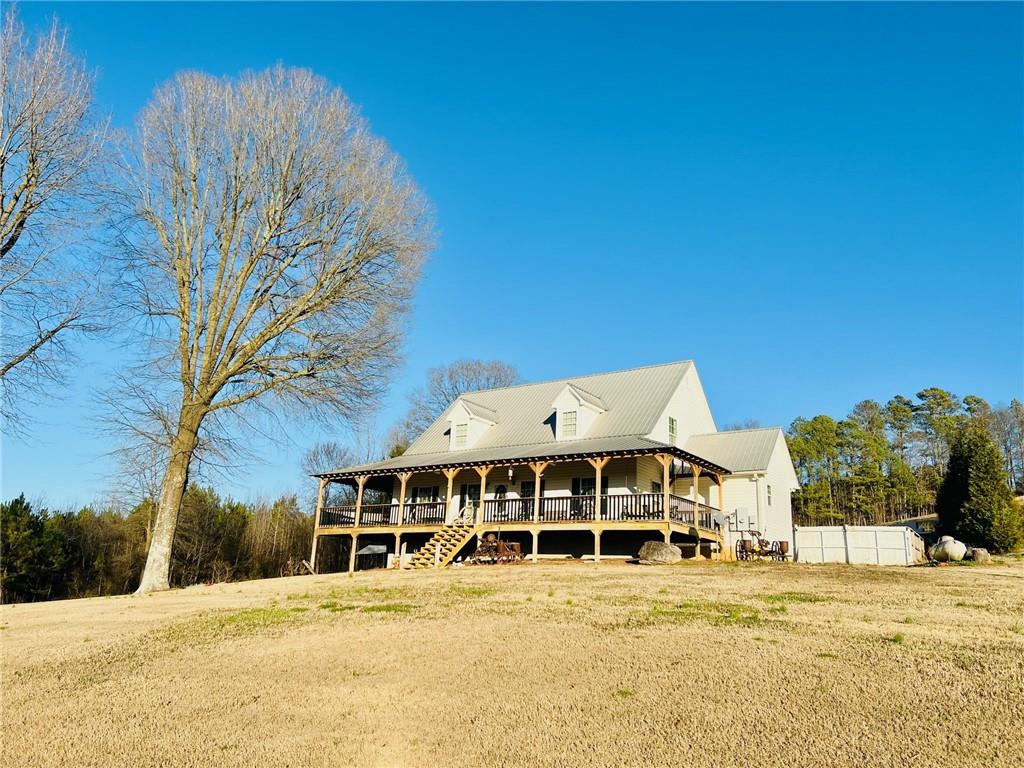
0,496,67,602
936,425,1022,551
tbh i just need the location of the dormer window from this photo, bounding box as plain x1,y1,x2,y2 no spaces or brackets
447,398,497,451
562,411,577,438
669,417,678,445
551,383,607,441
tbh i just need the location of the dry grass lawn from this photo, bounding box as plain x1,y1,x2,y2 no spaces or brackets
2,559,1023,768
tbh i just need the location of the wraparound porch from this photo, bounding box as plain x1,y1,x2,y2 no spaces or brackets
312,519,722,573
311,446,730,571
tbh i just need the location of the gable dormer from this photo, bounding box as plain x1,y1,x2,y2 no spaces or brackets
446,398,497,450
551,383,607,440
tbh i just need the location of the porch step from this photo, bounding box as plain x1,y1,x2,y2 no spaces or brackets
405,523,478,569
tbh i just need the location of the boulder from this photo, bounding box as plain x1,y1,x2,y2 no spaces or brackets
930,536,967,563
966,547,992,564
637,540,682,564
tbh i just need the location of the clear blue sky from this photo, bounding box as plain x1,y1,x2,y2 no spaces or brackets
4,2,1022,510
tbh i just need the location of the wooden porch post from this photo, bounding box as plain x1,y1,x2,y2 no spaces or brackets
396,472,412,526
442,468,459,523
654,453,673,543
348,533,358,573
532,529,540,564
310,477,327,573
715,472,727,561
691,465,703,560
354,475,368,528
394,532,402,568
586,456,610,521
593,529,602,563
474,465,493,526
528,461,549,524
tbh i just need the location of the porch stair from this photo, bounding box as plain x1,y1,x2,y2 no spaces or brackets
406,523,478,569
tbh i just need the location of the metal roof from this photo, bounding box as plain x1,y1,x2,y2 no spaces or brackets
316,361,740,480
403,360,692,456
315,435,729,480
683,428,783,473
455,398,498,423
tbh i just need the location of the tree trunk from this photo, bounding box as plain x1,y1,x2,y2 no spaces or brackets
135,408,203,594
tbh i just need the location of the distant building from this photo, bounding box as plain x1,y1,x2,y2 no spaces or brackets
311,361,799,570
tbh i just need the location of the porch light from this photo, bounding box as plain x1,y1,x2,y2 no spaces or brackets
507,467,514,482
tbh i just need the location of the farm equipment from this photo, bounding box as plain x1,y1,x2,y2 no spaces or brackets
735,532,790,562
469,534,525,565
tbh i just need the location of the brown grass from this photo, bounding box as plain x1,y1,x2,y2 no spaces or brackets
2,560,1023,767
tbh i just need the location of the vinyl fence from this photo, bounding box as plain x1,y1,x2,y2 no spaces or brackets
793,525,926,566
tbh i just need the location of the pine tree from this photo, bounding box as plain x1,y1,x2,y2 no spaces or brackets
936,425,1022,552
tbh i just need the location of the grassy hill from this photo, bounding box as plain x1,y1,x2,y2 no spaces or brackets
3,560,1023,767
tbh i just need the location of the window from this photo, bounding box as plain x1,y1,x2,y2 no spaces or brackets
668,416,678,444
411,486,439,503
562,410,577,437
454,423,468,448
572,477,608,496
767,485,772,507
651,481,662,494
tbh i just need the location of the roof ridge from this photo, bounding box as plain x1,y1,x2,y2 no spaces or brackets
456,359,694,398
692,426,783,436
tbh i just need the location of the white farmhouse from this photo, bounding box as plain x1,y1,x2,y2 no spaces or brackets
311,361,799,570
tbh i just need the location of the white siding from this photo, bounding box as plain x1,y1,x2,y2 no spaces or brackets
762,431,798,545
646,365,716,445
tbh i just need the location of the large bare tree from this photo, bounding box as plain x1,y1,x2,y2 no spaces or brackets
117,67,432,593
0,9,108,426
392,359,520,451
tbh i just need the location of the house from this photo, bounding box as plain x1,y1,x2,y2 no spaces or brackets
310,360,799,571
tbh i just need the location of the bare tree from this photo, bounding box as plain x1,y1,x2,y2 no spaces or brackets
393,359,521,449
723,418,762,431
0,9,109,426
301,440,354,511
116,67,432,593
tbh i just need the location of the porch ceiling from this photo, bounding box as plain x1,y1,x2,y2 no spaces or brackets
315,436,730,483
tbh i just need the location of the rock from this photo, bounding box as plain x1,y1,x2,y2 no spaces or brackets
966,547,992,564
930,536,967,562
637,540,682,564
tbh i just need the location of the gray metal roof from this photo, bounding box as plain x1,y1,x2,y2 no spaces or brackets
684,428,783,473
404,360,692,456
316,435,728,480
315,361,743,479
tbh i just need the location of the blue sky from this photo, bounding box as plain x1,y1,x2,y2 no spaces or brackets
4,2,1022,509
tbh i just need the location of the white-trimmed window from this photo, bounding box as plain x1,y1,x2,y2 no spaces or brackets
668,416,678,444
562,410,577,438
454,423,468,448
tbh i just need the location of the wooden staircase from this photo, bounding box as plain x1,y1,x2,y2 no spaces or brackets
406,523,478,569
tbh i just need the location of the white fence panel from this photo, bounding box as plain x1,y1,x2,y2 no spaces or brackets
794,525,925,566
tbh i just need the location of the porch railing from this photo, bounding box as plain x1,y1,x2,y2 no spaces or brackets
318,495,720,529
358,503,399,526
540,494,595,521
483,497,535,523
600,492,662,521
320,505,356,527
402,501,447,525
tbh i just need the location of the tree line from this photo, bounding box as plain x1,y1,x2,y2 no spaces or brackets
1,489,312,604
788,389,1023,550
1,357,520,604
